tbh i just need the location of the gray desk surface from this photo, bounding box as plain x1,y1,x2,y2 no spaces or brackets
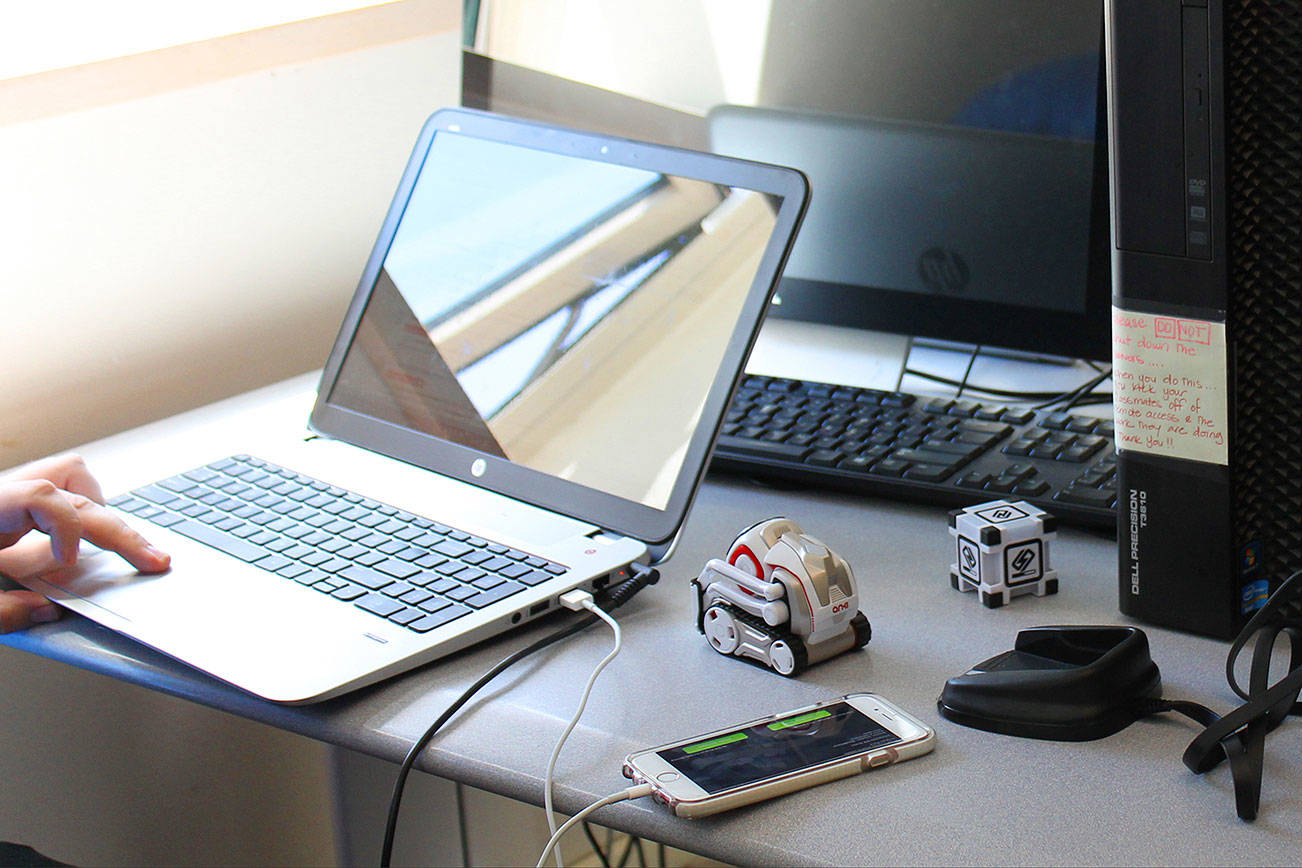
3,373,1299,867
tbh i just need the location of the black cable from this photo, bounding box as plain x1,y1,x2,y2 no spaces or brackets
899,368,1070,399
899,367,1111,403
379,565,660,867
613,834,637,868
954,344,982,399
581,821,612,868
1039,368,1113,411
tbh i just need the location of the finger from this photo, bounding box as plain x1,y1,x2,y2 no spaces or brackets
0,589,60,634
72,498,171,573
4,480,83,566
4,453,105,504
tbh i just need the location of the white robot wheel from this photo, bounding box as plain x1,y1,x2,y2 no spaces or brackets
703,605,741,654
770,638,806,676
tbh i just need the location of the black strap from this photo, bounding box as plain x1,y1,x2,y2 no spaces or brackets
1179,630,1302,821
1136,572,1302,822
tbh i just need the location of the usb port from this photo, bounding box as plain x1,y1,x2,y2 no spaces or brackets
529,600,550,616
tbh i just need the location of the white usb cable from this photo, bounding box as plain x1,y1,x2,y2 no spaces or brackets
544,589,624,867
535,783,655,868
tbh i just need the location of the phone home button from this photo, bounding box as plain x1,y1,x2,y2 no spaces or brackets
655,772,680,783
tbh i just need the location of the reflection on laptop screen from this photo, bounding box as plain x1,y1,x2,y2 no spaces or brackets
328,131,781,510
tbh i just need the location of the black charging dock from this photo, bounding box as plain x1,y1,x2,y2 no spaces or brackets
938,626,1161,741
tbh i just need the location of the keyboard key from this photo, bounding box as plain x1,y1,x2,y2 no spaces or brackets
295,569,329,586
903,463,954,483
395,546,427,562
463,582,526,609
955,471,992,489
406,605,471,633
471,573,506,591
417,596,453,614
400,588,435,606
518,569,553,586
276,563,311,580
425,577,460,594
715,434,811,462
872,458,909,477
356,593,406,618
1054,487,1116,508
299,550,332,567
389,608,425,626
1001,408,1036,425
918,439,985,459
253,554,292,572
375,559,420,580
382,581,417,599
338,565,396,590
1013,479,1051,496
890,448,964,470
806,449,843,468
432,540,474,559
454,566,488,584
499,563,531,580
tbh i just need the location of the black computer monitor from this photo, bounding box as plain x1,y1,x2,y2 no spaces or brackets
462,0,1110,361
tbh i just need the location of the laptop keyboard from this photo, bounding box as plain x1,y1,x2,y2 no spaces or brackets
106,455,567,634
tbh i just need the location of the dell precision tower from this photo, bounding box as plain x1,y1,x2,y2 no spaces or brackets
1105,0,1301,637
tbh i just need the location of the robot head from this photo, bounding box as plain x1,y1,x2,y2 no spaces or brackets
765,532,855,608
726,517,804,578
727,518,855,601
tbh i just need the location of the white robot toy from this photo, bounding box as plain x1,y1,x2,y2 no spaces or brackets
692,518,871,676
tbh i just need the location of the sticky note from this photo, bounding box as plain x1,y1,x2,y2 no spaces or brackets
1111,306,1229,465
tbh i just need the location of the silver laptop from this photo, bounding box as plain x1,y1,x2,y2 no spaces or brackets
708,105,1093,312
20,108,808,704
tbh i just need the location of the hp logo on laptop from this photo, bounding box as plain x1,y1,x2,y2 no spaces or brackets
471,458,487,477
918,246,970,294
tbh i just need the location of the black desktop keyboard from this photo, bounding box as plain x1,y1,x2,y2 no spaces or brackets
107,455,566,633
712,376,1118,530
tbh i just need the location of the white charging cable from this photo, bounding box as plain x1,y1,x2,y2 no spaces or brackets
535,783,655,868
544,589,624,867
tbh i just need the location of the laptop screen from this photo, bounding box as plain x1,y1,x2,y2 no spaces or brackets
312,109,807,545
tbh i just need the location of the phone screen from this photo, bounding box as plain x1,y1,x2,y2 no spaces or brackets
655,701,903,794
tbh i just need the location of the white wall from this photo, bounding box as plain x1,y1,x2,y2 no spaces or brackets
1,30,461,471
0,27,462,866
